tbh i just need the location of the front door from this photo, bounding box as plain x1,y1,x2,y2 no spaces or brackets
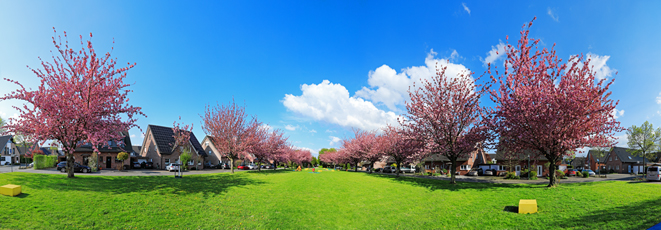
106,156,112,169
537,165,543,176
515,165,521,176
628,165,631,173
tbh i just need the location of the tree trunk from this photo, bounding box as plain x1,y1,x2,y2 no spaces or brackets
355,162,358,172
369,162,374,173
258,162,262,171
230,158,235,174
450,158,457,184
396,161,401,177
547,155,558,187
67,153,75,178
273,161,277,171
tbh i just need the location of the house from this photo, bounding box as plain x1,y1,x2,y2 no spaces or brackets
570,157,588,170
139,125,207,170
586,149,608,172
422,148,486,175
493,150,563,177
72,131,136,170
0,135,20,165
200,136,231,166
602,147,656,174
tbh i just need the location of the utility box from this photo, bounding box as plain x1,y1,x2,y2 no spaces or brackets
0,184,21,197
519,199,537,214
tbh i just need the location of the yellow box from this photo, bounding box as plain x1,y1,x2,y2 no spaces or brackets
519,199,537,214
0,184,21,197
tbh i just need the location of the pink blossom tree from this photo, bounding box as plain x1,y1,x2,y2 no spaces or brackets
488,18,623,187
340,132,367,172
270,144,292,170
201,99,261,174
172,117,194,168
252,127,289,171
380,125,424,176
0,29,144,178
348,129,382,173
403,55,491,184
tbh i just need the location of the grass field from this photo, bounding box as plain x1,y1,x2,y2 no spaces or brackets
0,170,660,229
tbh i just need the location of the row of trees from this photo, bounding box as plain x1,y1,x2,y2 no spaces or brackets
325,18,622,187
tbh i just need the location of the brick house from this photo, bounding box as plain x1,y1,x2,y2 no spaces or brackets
422,148,487,175
586,149,608,172
602,147,655,174
571,157,588,170
72,131,136,170
494,150,563,177
200,136,231,166
0,135,20,165
139,125,207,170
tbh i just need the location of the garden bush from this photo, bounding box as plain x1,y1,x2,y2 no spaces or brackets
504,172,520,179
575,171,583,177
33,155,57,169
529,171,538,180
556,170,566,179
609,169,615,174
441,169,447,174
583,171,589,178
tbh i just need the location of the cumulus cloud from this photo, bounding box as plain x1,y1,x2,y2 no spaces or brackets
611,109,624,119
354,50,472,111
462,3,471,15
568,53,616,81
481,41,507,66
294,146,320,157
329,136,342,146
130,134,136,138
283,80,401,131
285,125,296,131
260,124,273,131
547,7,559,22
309,129,317,133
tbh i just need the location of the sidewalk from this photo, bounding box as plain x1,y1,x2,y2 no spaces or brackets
373,172,638,184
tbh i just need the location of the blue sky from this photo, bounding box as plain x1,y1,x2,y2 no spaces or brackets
1,1,660,156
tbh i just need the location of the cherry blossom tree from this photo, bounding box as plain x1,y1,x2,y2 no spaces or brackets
488,18,623,187
0,29,144,178
172,117,195,168
347,129,382,173
289,149,312,168
201,99,261,174
340,132,367,172
380,125,424,176
403,56,490,184
270,144,292,170
252,127,289,171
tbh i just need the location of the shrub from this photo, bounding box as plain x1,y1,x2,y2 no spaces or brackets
504,172,518,179
575,171,583,177
583,171,589,177
442,169,448,174
529,171,538,180
33,155,57,169
556,170,566,179
609,169,615,174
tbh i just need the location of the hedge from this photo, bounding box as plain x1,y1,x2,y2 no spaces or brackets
34,155,58,169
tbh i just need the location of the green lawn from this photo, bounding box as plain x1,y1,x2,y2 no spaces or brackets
0,170,660,229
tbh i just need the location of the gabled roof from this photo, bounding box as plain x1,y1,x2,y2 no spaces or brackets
73,131,134,153
132,146,142,154
571,157,587,167
147,125,206,157
0,135,14,147
609,147,647,163
494,150,548,161
587,149,609,163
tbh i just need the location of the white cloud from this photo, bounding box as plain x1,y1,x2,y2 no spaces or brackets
329,136,341,146
481,41,507,66
547,7,559,22
260,124,273,131
130,134,136,138
309,129,317,133
283,80,401,131
611,109,624,119
567,53,615,81
325,129,335,133
285,125,296,131
294,146,320,157
354,50,472,111
462,3,471,15
656,92,661,104
614,135,628,147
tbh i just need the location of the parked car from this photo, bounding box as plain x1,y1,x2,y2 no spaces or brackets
165,163,180,172
647,166,661,181
247,164,257,170
143,162,153,169
400,167,415,174
484,170,494,176
237,165,247,170
581,169,596,177
383,166,397,173
566,169,578,176
204,162,213,168
132,162,142,169
335,166,343,170
374,168,383,173
58,162,92,173
467,169,479,176
219,162,230,169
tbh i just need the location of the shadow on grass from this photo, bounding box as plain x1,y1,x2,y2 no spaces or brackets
364,173,545,191
7,172,264,197
503,206,518,213
550,198,661,229
246,170,294,175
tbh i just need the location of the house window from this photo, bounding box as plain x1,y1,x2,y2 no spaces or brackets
609,157,612,162
608,165,611,170
188,160,194,165
425,165,429,170
615,156,618,160
498,165,507,171
164,159,170,165
616,165,619,170
460,165,471,170
0,157,5,161
209,150,212,155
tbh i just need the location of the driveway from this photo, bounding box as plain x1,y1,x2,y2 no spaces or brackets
374,171,639,184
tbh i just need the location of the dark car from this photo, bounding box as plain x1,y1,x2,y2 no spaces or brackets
143,162,153,169
383,166,397,173
204,162,213,168
132,162,142,169
58,162,91,173
374,168,383,172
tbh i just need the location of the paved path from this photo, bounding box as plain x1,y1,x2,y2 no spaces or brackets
372,171,642,184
